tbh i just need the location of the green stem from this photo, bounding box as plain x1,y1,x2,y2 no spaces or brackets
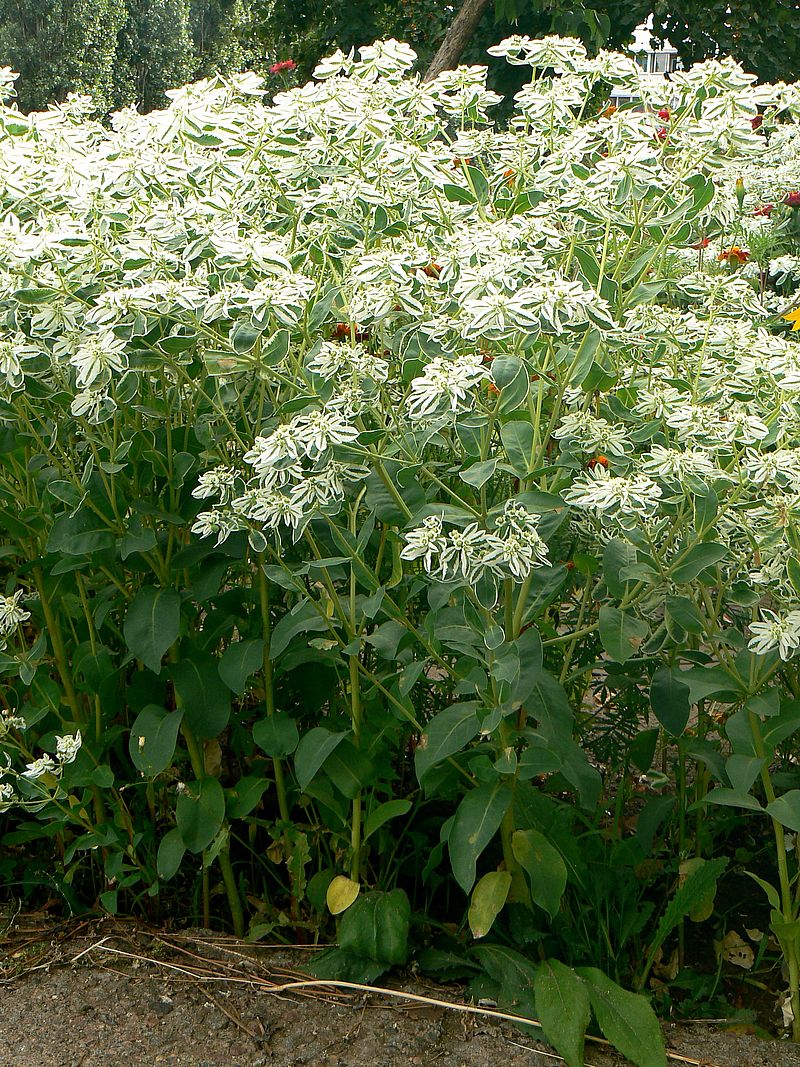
32,566,83,723
749,711,800,1040
349,652,363,883
256,556,291,824
218,843,245,938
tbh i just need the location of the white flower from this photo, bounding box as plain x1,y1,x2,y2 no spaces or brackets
55,731,82,765
406,353,488,421
0,590,30,635
564,466,663,526
292,410,360,458
748,610,800,660
232,488,305,530
0,782,16,809
21,755,57,780
191,509,248,545
641,446,721,482
553,411,630,457
192,466,239,503
243,427,302,476
69,331,127,389
400,515,447,572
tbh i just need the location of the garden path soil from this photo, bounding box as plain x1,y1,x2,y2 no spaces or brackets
0,921,798,1067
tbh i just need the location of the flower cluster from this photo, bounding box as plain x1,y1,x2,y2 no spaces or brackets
400,501,549,585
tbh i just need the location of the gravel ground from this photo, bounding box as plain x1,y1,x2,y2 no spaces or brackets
0,923,798,1067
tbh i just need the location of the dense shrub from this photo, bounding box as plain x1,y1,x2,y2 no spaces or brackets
1,36,800,1059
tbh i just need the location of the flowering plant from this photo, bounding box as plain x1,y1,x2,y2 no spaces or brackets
1,34,800,1057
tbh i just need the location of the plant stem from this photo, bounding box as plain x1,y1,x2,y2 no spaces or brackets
256,556,291,824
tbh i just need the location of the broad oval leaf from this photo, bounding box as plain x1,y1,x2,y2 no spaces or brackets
512,828,567,918
534,960,590,1067
448,782,512,894
123,587,181,673
468,870,512,939
176,778,225,854
415,702,480,783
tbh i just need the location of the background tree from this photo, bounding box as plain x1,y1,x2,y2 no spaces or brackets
0,0,127,113
652,0,800,84
114,0,194,113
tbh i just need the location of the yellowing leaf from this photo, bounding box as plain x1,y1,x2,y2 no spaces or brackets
326,874,360,915
716,930,754,969
468,870,512,939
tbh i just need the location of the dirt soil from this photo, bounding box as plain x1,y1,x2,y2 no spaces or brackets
0,919,798,1067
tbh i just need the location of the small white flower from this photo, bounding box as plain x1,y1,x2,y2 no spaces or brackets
192,466,239,503
407,353,488,421
748,610,800,660
564,466,662,526
21,755,57,780
69,331,127,389
0,590,30,635
55,731,82,765
400,515,447,572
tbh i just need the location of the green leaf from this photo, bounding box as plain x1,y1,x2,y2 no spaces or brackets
448,782,512,893
704,787,765,812
598,605,649,664
766,790,800,832
219,639,265,694
157,827,185,881
128,705,183,776
253,713,299,758
171,655,231,739
578,968,667,1067
459,459,497,488
176,778,225,854
123,587,181,673
338,889,411,965
534,960,590,1067
511,829,567,918
294,727,347,791
46,508,116,556
468,871,512,939
226,776,269,818
471,944,538,1016
322,739,375,799
649,858,727,955
269,601,331,658
650,666,691,736
443,183,475,204
415,702,480,783
363,799,412,841
670,542,728,583
500,421,534,477
665,596,705,636
603,538,637,598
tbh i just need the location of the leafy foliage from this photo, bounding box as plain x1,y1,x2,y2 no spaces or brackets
0,31,799,1059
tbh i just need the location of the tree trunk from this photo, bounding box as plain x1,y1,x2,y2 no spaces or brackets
423,0,492,81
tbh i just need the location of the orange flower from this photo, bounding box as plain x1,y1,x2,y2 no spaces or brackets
718,246,749,265
588,455,609,470
783,307,800,332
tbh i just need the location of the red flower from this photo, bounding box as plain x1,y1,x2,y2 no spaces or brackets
655,126,668,142
751,114,764,130
692,237,710,250
657,107,671,121
784,191,800,208
754,203,774,217
718,246,749,265
269,59,297,75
